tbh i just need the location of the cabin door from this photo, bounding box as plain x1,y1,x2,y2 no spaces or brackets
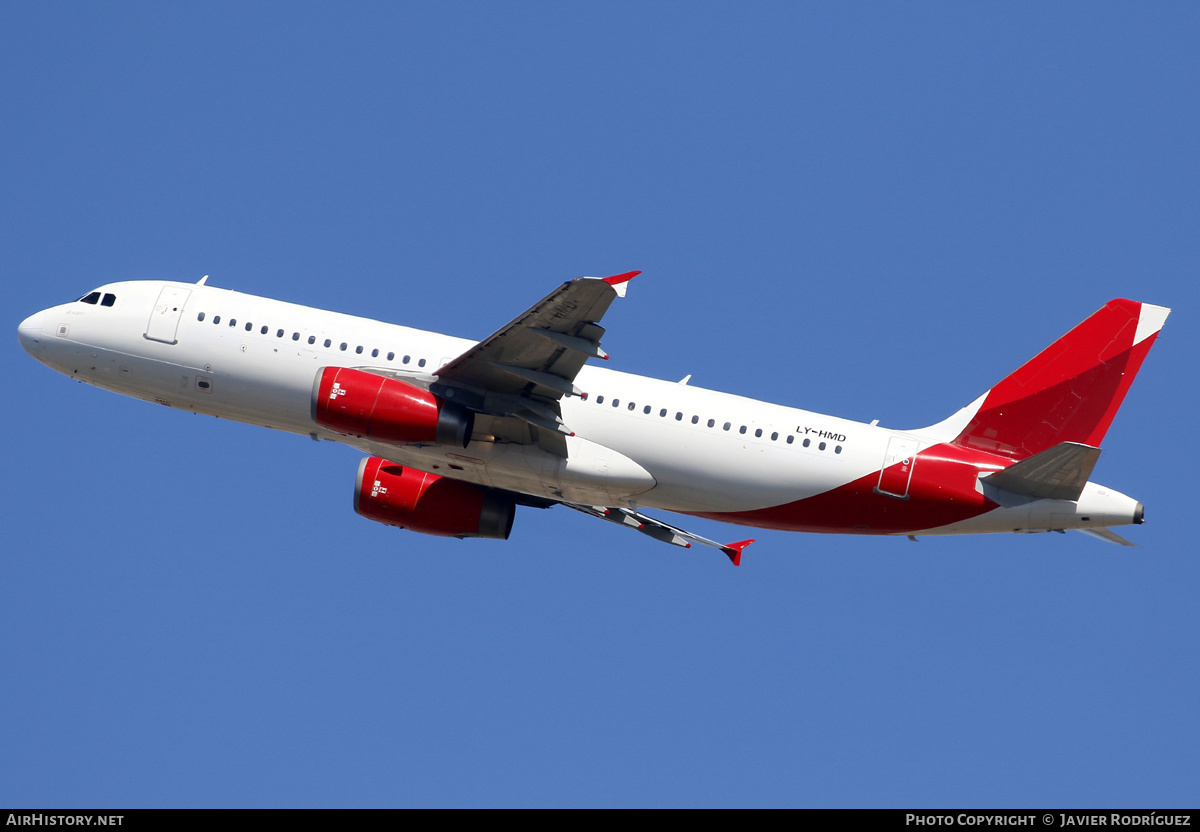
876,436,919,499
144,286,192,345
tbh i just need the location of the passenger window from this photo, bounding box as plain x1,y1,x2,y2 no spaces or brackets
229,319,237,327
643,405,651,414
659,409,667,417
403,355,410,364
261,326,268,335
612,399,620,407
771,432,778,441
324,339,331,347
356,346,363,354
835,445,842,454
675,412,683,421
293,332,300,341
387,352,395,361
803,438,811,447
213,316,221,324
787,435,794,444
372,348,379,358
101,294,116,307
755,429,762,438
723,422,731,431
276,329,284,338
340,343,347,351
819,441,827,451
308,336,316,344
80,292,101,305
197,312,205,321
418,358,426,367
628,402,635,411
739,426,747,434
246,322,253,331
691,415,699,424
707,419,715,428
596,396,604,404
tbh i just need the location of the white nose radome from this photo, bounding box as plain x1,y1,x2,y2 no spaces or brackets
17,310,45,356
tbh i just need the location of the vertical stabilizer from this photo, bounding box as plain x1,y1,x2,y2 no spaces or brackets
947,300,1169,460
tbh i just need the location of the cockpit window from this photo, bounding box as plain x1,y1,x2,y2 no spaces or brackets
78,292,101,304
101,293,116,307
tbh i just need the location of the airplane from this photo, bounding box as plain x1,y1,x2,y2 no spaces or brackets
18,272,1170,565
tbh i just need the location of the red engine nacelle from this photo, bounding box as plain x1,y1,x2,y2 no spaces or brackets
312,367,474,447
354,456,516,540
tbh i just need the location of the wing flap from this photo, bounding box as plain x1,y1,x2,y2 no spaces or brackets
563,502,755,565
527,328,609,360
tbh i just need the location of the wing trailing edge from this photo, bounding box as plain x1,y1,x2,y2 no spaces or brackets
563,502,754,565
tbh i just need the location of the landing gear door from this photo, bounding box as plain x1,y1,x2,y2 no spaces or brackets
876,436,919,499
145,286,192,345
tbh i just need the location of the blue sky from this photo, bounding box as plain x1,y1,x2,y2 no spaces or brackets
3,2,1197,808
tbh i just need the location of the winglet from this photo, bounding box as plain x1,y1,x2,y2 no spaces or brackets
721,539,755,566
601,270,641,298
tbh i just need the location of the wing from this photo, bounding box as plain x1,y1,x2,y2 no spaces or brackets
562,502,755,566
429,271,638,456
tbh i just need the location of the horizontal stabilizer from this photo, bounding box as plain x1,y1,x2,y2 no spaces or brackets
983,441,1100,501
1077,527,1137,547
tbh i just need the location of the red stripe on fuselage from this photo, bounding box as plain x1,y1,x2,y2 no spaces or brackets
689,443,1008,535
700,331,1162,535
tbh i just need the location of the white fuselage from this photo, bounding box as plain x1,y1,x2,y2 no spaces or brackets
18,280,1142,538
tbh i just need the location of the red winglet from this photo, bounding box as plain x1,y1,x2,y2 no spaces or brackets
722,539,755,567
601,270,641,286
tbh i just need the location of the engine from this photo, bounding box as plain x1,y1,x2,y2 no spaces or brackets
354,456,516,540
312,366,474,447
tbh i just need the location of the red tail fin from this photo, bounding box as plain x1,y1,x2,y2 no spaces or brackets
952,299,1169,460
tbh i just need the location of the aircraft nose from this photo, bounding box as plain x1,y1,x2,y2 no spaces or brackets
18,310,45,356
